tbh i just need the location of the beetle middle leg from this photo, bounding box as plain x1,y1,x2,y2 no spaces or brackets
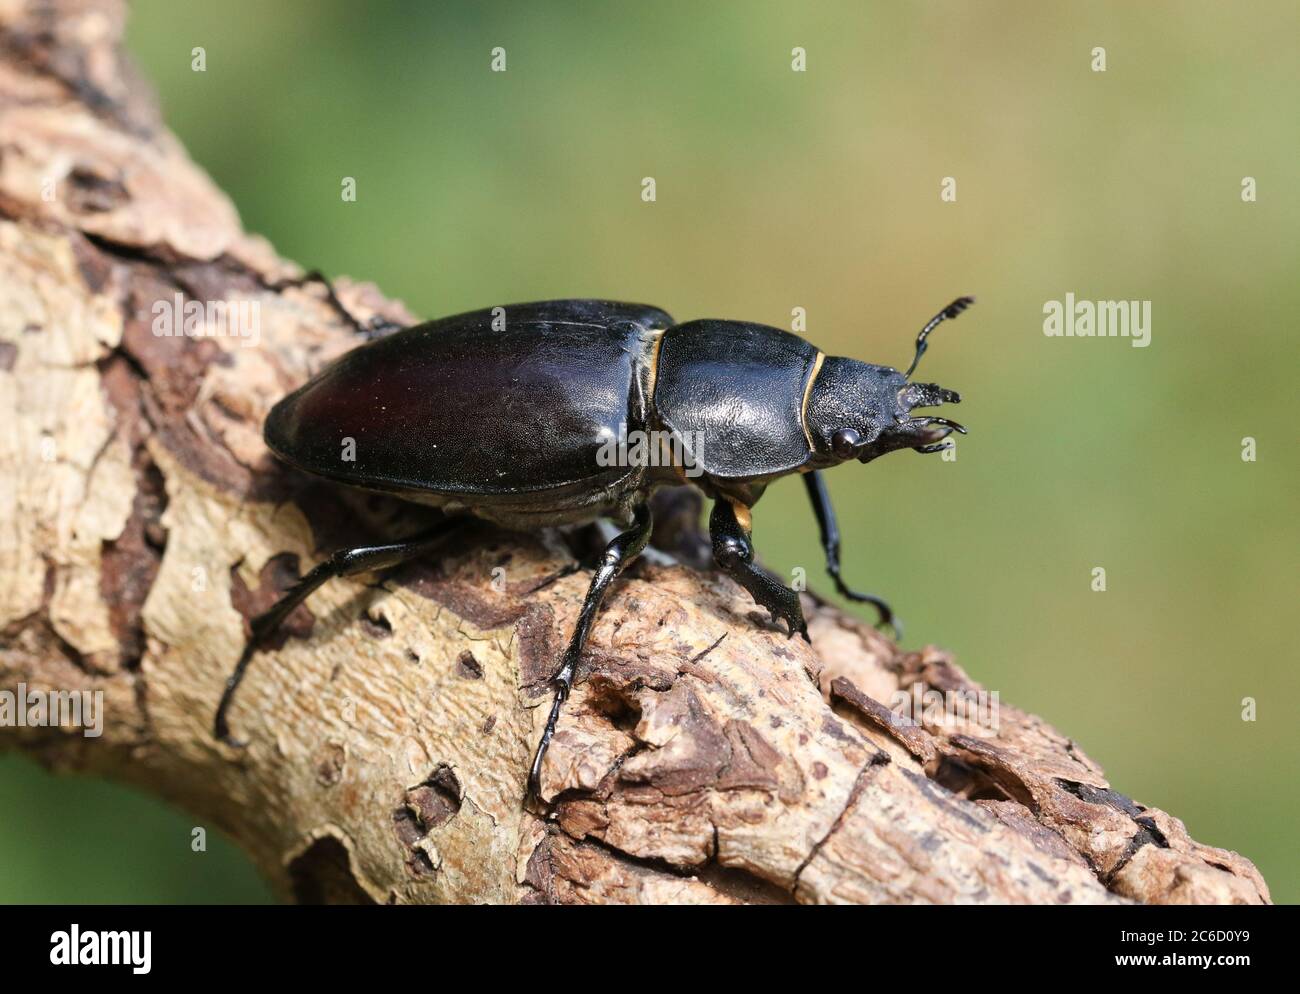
802,470,901,639
215,518,460,747
710,497,809,641
528,502,653,800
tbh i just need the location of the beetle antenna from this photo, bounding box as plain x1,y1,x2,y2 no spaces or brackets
905,296,974,379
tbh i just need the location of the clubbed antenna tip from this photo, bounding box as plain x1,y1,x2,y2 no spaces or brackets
906,295,975,379
943,295,975,320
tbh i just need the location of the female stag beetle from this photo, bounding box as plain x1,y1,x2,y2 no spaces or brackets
215,294,974,799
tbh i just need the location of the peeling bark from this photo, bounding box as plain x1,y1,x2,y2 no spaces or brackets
0,0,1271,905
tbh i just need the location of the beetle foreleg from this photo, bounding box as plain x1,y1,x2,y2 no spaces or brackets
802,471,902,639
269,269,406,340
709,497,810,642
214,519,459,748
528,503,653,801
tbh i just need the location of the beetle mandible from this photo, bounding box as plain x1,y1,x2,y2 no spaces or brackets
214,294,974,799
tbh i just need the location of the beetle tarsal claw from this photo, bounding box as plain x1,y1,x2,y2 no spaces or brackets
880,616,904,641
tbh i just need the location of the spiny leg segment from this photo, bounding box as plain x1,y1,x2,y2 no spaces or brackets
214,518,460,747
528,503,653,800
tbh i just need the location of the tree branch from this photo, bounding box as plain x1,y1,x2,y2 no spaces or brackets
0,0,1270,905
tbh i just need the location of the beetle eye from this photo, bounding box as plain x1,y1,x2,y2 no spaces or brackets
831,428,861,458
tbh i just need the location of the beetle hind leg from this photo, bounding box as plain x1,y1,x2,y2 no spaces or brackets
528,503,653,801
709,497,809,642
214,519,459,747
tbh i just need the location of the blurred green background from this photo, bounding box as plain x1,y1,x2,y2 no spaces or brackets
3,0,1295,903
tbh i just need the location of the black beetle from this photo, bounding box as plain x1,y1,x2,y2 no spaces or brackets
215,293,973,798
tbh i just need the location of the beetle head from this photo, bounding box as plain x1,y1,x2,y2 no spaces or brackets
807,358,964,465
806,296,972,466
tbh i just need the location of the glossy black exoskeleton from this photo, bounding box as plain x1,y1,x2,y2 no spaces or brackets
215,291,973,800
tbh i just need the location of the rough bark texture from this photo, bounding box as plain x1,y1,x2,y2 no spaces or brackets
0,0,1271,905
